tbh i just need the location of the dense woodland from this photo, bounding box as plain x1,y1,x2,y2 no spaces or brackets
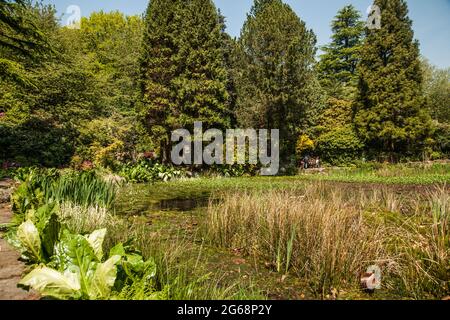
1,0,449,171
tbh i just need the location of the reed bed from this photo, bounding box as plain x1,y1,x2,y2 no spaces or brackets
205,182,449,299
45,171,117,208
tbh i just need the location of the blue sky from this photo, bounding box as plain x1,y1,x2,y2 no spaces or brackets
44,0,450,68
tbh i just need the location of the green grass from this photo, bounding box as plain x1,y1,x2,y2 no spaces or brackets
13,168,118,210
116,163,450,213
303,163,450,185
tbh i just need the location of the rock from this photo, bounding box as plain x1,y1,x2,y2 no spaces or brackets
0,189,11,204
0,179,14,189
186,171,194,178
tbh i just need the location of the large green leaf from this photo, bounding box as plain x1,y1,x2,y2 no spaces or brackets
109,242,126,257
40,212,61,259
17,220,42,263
85,229,107,261
53,230,98,297
88,255,121,299
108,243,156,283
34,203,61,259
19,266,81,300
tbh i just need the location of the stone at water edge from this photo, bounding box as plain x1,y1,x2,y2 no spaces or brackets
0,189,11,204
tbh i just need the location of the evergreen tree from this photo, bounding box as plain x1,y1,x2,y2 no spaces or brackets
140,0,230,161
354,0,433,160
140,0,180,161
235,0,318,163
0,0,49,57
173,0,230,130
0,0,51,84
316,5,364,98
313,5,365,164
218,10,238,127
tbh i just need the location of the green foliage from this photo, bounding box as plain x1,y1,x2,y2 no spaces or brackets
119,160,184,183
312,98,363,164
235,0,318,162
16,220,42,262
422,59,450,157
48,171,118,209
0,118,74,167
7,169,166,300
315,126,364,165
8,202,61,264
432,123,450,158
1,6,143,168
11,168,117,210
354,0,433,160
207,163,259,178
75,116,140,169
19,228,122,300
10,168,55,215
79,11,143,115
0,0,52,83
422,59,450,124
140,0,231,161
316,5,364,98
0,0,447,172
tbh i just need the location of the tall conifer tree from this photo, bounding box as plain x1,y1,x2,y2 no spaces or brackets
173,0,231,130
316,5,364,98
313,6,365,164
354,0,432,160
140,0,180,160
236,0,317,162
140,0,230,161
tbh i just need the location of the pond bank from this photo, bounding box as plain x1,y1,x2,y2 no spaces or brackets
0,181,38,300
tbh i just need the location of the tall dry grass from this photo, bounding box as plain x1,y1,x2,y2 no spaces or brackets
205,182,449,299
384,186,449,299
59,202,116,234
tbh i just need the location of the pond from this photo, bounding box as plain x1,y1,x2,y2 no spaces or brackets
156,197,210,211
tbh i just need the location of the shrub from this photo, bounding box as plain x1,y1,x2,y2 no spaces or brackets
0,118,74,167
316,126,364,165
296,134,315,158
119,160,184,183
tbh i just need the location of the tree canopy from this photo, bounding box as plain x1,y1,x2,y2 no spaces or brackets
235,0,318,163
353,0,433,160
0,0,447,168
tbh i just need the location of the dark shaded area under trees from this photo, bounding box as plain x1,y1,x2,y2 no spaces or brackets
1,0,448,170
